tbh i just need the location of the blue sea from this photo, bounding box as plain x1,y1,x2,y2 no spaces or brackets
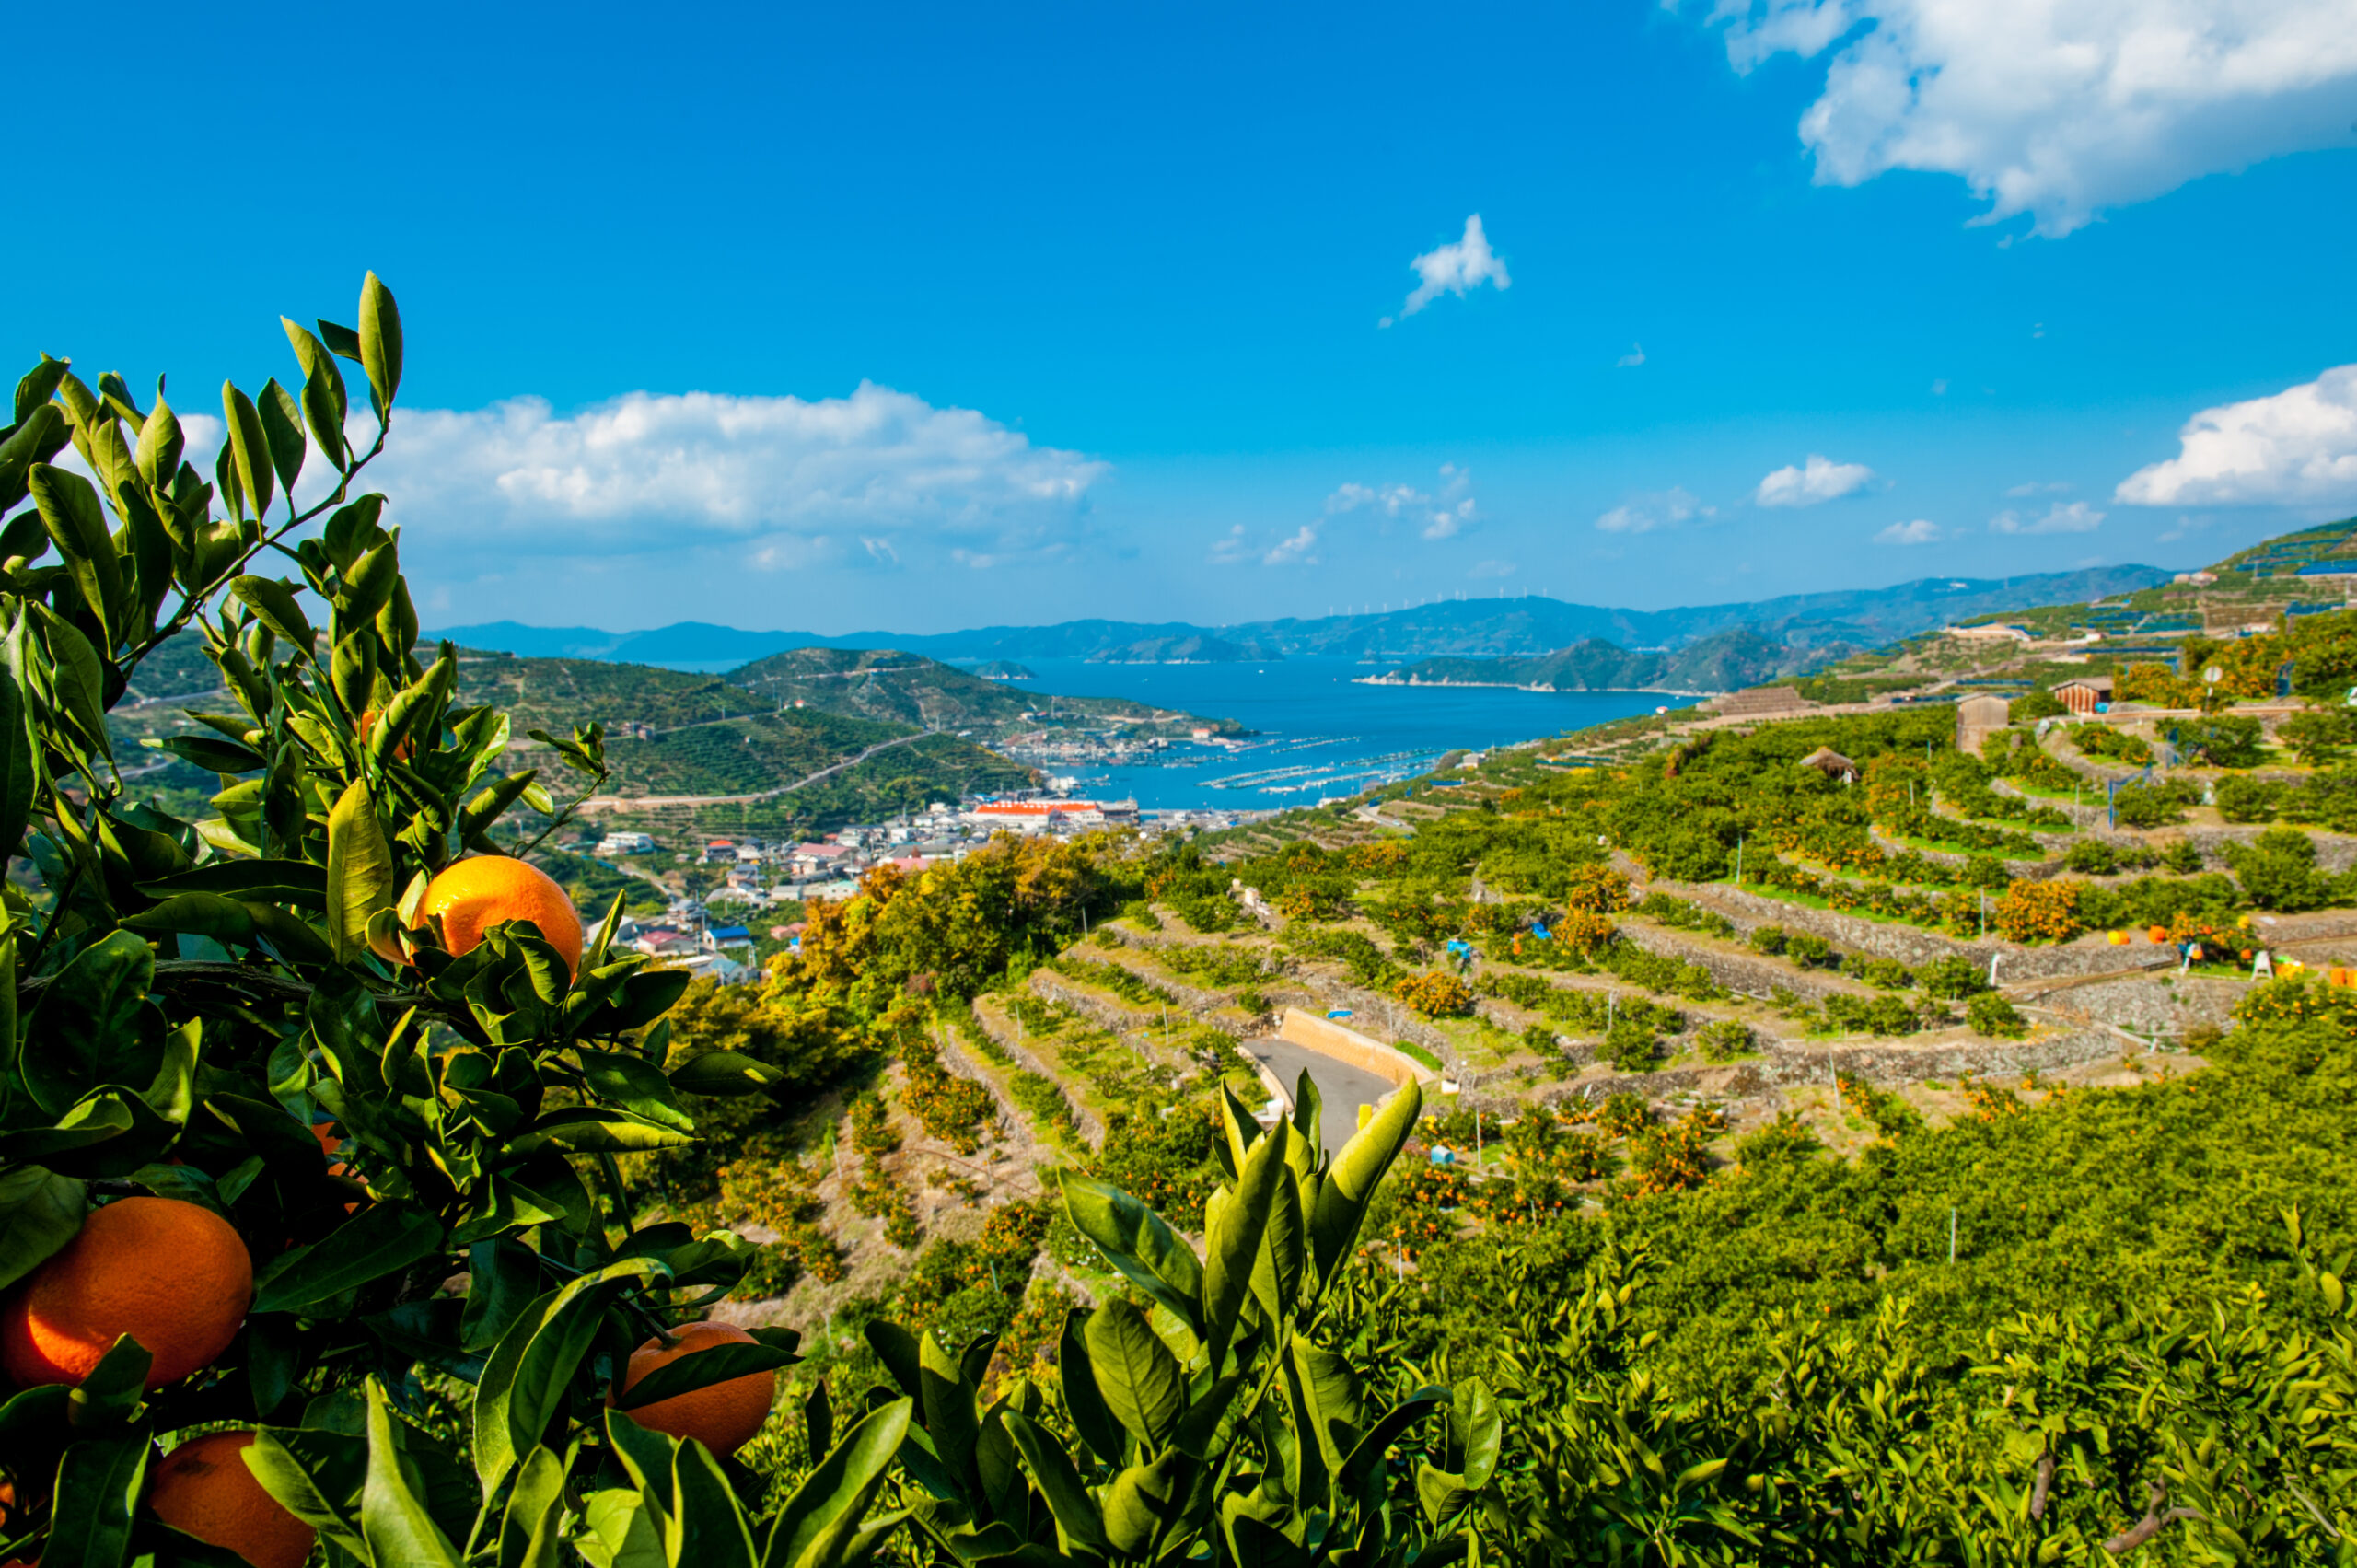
985,657,1691,811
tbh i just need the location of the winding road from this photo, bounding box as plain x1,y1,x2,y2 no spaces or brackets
576,732,932,812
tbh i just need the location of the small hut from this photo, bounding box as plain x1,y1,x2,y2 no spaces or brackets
2054,676,2114,715
1799,746,1859,784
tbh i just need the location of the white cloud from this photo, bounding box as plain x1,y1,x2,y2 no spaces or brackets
1616,343,1647,367
1875,518,1943,544
1678,0,2357,237
2115,364,2357,506
1263,524,1321,566
1469,559,1518,578
1209,524,1251,565
361,383,1107,573
1387,215,1511,323
1991,499,2106,533
2004,480,2073,497
1753,453,1875,507
1324,464,1480,540
1596,486,1709,533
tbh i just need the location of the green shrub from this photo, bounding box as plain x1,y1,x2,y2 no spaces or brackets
1967,991,2029,1037
1607,1018,1659,1071
1697,1019,1754,1061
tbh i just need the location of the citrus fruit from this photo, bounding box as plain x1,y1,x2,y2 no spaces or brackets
146,1431,315,1568
614,1321,774,1455
356,708,414,761
1,1197,252,1389
412,855,583,975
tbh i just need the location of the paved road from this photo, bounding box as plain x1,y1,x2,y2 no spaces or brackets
1239,1038,1398,1158
578,732,931,811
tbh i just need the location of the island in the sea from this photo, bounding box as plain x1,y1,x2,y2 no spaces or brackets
1086,633,1280,665
1361,626,1824,693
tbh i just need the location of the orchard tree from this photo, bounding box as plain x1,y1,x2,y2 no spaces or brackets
0,280,1467,1567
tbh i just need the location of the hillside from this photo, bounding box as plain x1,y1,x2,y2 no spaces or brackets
1084,633,1277,664
1367,625,1822,694
724,645,1233,738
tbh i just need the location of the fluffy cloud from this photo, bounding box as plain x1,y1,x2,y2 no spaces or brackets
1753,453,1875,507
1616,343,1647,368
363,383,1106,572
1263,524,1321,566
1875,518,1943,544
1382,216,1510,326
1469,559,1519,578
2115,364,2357,506
1325,465,1480,540
1596,486,1708,533
1679,0,2357,236
1991,500,2105,534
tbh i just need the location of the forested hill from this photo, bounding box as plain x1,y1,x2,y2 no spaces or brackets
725,645,1234,737
1365,626,1826,693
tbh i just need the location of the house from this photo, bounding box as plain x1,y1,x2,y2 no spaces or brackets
789,842,855,879
659,951,752,985
1956,693,2011,757
880,854,932,876
2054,676,2115,715
703,924,754,952
602,830,657,854
633,927,696,958
1945,623,2033,644
2174,571,2218,586
702,839,737,864
1798,746,1859,783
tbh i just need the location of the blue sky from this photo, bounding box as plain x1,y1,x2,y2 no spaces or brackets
12,0,2357,633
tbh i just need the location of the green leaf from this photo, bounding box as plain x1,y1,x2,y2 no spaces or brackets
361,1376,463,1568
1339,1387,1449,1499
666,1050,787,1098
616,1340,794,1411
143,733,268,772
1308,1081,1421,1295
499,1445,568,1568
139,857,327,908
917,1330,981,1502
325,778,397,965
1203,1119,1288,1364
259,377,308,497
361,273,404,412
44,1435,147,1568
474,1259,665,1497
668,1439,758,1568
23,930,162,1116
576,1046,694,1132
1101,1449,1195,1560
230,575,316,656
134,396,184,492
763,1399,913,1568
13,354,70,425
1083,1299,1184,1451
1453,1377,1502,1491
0,401,69,517
31,604,111,758
251,1202,446,1314
221,381,275,523
0,638,36,860
283,319,350,470
526,1106,695,1153
1001,1410,1109,1555
1062,1174,1204,1332
29,462,123,644
119,891,257,946
1057,1308,1125,1467
246,1425,369,1559
0,1166,86,1290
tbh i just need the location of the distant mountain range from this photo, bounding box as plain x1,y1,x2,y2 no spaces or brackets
434,565,2172,668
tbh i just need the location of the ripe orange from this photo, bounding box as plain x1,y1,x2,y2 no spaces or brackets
356,708,415,761
146,1431,315,1568
412,855,583,976
1,1197,252,1390
613,1321,774,1455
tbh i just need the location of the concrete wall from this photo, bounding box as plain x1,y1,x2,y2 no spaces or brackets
1277,1007,1436,1087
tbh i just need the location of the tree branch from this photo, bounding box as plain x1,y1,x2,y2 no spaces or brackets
2104,1481,2205,1554
2029,1450,2055,1521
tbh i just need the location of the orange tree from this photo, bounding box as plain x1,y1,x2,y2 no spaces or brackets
0,280,1480,1566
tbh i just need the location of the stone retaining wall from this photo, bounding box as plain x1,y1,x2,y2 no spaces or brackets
1617,922,1870,1004
970,997,1108,1144
1276,1006,1434,1086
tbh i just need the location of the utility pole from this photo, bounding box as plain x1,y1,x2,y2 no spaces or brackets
1949,1207,1958,1262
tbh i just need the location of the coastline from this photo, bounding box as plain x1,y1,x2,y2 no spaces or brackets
1353,673,1722,699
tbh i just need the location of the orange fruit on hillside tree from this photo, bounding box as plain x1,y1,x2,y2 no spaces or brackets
146,1430,315,1568
613,1321,776,1455
412,855,584,976
1,1197,252,1389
